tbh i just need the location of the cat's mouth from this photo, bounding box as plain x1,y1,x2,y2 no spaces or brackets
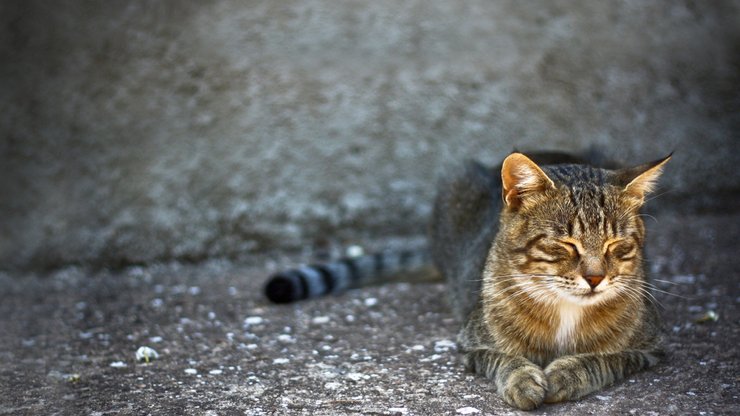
580,291,600,298
561,288,610,305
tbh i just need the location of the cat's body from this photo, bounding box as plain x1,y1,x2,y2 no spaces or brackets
266,151,670,410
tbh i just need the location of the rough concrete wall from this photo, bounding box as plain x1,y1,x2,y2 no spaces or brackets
1,1,739,270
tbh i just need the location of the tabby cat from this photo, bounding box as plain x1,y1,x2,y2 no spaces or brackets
265,151,670,410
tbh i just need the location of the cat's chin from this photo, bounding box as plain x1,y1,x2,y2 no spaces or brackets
559,290,612,306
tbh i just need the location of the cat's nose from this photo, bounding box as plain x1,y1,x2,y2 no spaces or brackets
584,275,604,289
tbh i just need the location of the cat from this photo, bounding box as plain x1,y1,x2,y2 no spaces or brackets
265,151,670,410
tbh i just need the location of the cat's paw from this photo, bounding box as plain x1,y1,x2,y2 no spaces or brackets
543,358,586,403
501,364,547,410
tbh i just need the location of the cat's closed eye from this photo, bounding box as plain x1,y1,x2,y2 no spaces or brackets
530,240,577,263
606,240,636,260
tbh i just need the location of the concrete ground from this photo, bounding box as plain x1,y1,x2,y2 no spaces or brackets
1,211,738,415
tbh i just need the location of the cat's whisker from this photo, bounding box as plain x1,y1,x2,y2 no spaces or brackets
610,275,665,308
633,285,669,308
468,273,563,283
637,213,658,223
624,213,658,224
613,283,656,308
646,287,691,300
612,284,645,305
615,283,664,309
643,189,672,204
496,282,558,306
652,278,687,286
634,280,692,299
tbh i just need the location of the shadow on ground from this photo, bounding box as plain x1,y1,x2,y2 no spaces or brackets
1,212,738,415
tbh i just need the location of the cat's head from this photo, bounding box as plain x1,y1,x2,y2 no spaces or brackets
495,152,671,306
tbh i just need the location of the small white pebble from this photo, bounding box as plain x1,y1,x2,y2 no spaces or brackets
595,395,610,401
135,346,159,362
208,369,223,375
150,298,164,308
325,382,342,390
411,345,425,351
346,372,366,381
110,361,127,368
388,407,408,414
346,245,364,257
228,286,238,296
246,344,258,350
208,311,216,320
364,298,378,307
244,316,264,325
345,315,355,322
312,316,330,324
277,334,295,343
188,286,201,295
434,339,457,352
184,368,198,375
149,336,163,343
456,407,480,415
273,358,289,365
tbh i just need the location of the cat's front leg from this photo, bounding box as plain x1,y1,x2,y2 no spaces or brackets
544,349,662,403
464,349,548,410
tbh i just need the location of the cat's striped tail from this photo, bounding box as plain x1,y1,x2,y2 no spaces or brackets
264,248,439,303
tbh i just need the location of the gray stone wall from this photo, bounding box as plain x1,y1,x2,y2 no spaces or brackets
2,1,739,270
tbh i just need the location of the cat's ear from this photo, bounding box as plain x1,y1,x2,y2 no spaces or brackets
501,153,556,209
616,154,672,203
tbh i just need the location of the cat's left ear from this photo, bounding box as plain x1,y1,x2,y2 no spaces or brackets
501,153,556,209
616,154,672,203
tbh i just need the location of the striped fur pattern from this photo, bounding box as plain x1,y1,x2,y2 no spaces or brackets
439,152,670,410
264,248,433,303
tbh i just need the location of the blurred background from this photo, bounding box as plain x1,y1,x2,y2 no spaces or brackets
1,0,739,271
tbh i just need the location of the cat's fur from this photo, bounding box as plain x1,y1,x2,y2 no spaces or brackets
266,151,670,410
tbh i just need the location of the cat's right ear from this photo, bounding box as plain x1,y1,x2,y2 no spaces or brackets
501,153,556,209
615,154,672,204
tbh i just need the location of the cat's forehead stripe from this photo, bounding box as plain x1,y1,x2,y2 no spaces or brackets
545,164,608,187
554,178,619,240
